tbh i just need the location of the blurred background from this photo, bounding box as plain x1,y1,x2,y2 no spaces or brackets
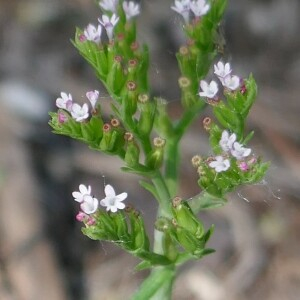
0,0,299,299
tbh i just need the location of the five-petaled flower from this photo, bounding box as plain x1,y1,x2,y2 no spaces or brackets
83,24,102,44
171,0,191,24
100,184,127,213
71,103,89,122
199,80,219,99
219,130,236,152
214,61,232,79
123,1,140,20
80,194,99,214
56,92,73,111
221,75,240,91
209,156,230,172
231,142,251,160
190,0,210,17
98,14,119,41
72,184,92,203
86,90,99,110
99,0,118,13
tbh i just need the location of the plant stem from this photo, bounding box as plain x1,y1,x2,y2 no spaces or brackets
131,266,176,300
165,101,206,195
151,172,172,217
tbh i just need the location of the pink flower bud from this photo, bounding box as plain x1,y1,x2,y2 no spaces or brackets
76,212,87,222
87,217,96,226
238,161,249,172
58,111,68,124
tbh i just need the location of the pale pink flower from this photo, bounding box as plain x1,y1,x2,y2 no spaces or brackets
208,156,230,173
71,103,89,122
221,75,240,91
123,1,140,20
83,24,102,44
99,0,118,13
80,194,99,214
214,61,232,78
98,14,119,41
56,92,73,111
199,80,218,98
72,184,92,203
190,0,210,17
86,90,99,109
219,130,236,152
231,142,251,160
171,0,191,24
100,184,127,213
209,156,230,172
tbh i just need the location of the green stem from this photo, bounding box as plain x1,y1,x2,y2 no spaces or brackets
131,266,176,300
165,101,206,195
151,172,172,217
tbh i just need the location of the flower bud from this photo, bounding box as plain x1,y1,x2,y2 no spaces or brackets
99,123,125,154
203,117,212,131
146,137,166,170
124,133,140,167
106,55,126,94
191,155,202,168
172,198,204,239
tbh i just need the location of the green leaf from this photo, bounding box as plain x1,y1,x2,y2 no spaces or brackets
189,192,227,212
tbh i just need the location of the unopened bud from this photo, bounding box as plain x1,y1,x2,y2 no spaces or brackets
127,80,137,91
179,46,189,56
103,123,111,132
138,93,149,104
178,77,191,89
111,118,120,127
203,117,212,131
130,41,139,51
153,137,165,148
191,155,202,167
124,132,134,142
114,55,123,63
197,166,205,176
172,196,182,208
128,58,138,68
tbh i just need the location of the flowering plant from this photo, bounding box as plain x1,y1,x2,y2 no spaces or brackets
49,0,269,298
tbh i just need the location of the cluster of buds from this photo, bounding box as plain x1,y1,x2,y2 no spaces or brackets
199,61,242,103
56,90,99,123
171,0,210,24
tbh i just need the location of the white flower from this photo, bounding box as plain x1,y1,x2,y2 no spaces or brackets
100,184,127,213
199,80,219,98
83,24,102,44
122,1,140,20
98,14,119,41
221,75,240,91
86,90,99,109
99,0,118,13
214,61,232,78
56,92,73,111
71,103,89,122
190,0,210,17
171,0,191,24
209,156,230,172
80,194,99,214
219,130,236,152
72,184,92,203
231,142,251,160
